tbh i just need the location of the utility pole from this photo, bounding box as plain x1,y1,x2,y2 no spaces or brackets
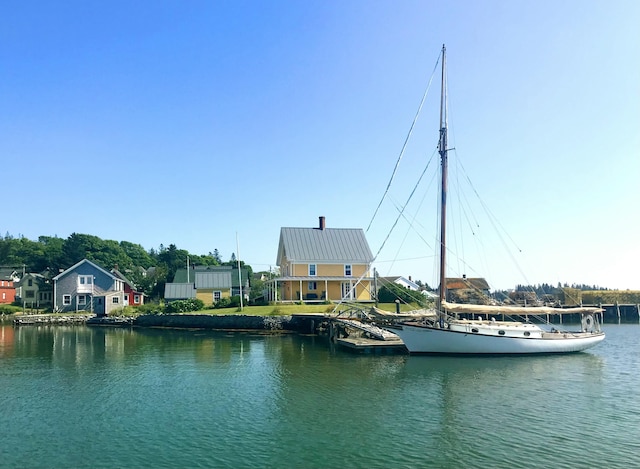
236,233,243,311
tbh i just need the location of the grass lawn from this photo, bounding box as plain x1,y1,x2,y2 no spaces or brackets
2,302,427,318
198,302,424,316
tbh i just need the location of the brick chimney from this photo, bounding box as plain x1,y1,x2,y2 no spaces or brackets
319,216,326,230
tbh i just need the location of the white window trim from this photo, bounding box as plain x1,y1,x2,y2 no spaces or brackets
345,264,352,276
213,291,222,302
78,275,93,285
134,295,140,304
112,297,119,304
78,295,86,305
308,281,317,291
63,295,71,305
309,264,317,276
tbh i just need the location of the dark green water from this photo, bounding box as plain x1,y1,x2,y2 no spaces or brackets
1,323,638,469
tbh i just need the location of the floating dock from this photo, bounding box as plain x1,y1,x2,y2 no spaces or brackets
335,336,406,354
328,317,407,354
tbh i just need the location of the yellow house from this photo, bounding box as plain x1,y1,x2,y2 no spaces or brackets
269,216,374,303
167,266,250,304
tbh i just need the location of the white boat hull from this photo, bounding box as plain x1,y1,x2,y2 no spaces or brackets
390,323,605,354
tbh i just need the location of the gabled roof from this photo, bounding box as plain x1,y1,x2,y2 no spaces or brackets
53,259,118,281
195,271,232,289
164,283,196,300
0,268,19,281
174,266,249,288
380,276,420,291
277,227,373,265
446,277,490,291
16,272,48,287
173,267,220,283
111,269,136,289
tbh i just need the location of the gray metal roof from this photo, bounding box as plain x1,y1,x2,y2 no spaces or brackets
52,259,118,281
164,283,196,300
277,227,374,264
195,271,232,289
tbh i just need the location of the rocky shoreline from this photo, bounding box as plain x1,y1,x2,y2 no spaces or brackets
132,313,312,331
12,313,320,333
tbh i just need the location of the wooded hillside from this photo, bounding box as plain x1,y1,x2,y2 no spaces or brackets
0,233,249,299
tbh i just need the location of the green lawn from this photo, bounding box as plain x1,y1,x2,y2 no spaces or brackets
197,302,424,316
4,302,426,318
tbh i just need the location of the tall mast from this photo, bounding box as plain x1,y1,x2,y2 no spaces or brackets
438,44,448,312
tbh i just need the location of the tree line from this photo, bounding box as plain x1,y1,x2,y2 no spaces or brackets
0,232,250,300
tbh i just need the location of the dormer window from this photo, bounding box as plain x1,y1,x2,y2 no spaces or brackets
78,275,93,286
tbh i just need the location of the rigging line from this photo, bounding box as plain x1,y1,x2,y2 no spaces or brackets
388,160,439,238
452,153,533,286
384,181,436,275
376,255,435,263
376,144,438,271
388,188,435,249
366,49,442,233
456,158,523,253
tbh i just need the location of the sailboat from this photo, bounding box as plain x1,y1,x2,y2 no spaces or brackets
387,45,605,354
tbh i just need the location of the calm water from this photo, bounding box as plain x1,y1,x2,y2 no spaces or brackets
1,322,639,469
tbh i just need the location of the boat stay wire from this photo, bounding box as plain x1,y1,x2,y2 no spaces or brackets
366,50,442,233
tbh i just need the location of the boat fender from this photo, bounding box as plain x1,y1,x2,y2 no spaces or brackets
582,314,594,331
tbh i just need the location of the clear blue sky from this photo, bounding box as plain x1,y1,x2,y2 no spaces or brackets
2,0,639,290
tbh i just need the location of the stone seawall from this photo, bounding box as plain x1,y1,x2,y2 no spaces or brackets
133,314,315,332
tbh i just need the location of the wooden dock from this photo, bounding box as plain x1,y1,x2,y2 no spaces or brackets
335,336,406,354
326,317,408,354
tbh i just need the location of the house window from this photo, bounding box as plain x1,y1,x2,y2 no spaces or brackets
112,297,119,304
345,264,352,276
26,290,35,298
78,295,86,305
124,294,129,303
213,291,221,302
63,295,71,305
309,264,317,276
28,279,33,286
308,282,317,291
2,293,5,300
78,275,93,286
134,295,140,304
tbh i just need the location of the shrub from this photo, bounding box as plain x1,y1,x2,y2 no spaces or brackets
378,285,428,307
164,298,205,314
136,303,164,315
0,304,22,314
213,295,242,309
107,306,146,317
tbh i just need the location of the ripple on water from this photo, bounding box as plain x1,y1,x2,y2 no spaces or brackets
1,325,640,469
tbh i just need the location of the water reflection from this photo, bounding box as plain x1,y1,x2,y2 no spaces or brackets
0,323,637,469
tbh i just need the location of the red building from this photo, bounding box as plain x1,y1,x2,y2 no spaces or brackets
0,269,18,304
111,269,145,306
